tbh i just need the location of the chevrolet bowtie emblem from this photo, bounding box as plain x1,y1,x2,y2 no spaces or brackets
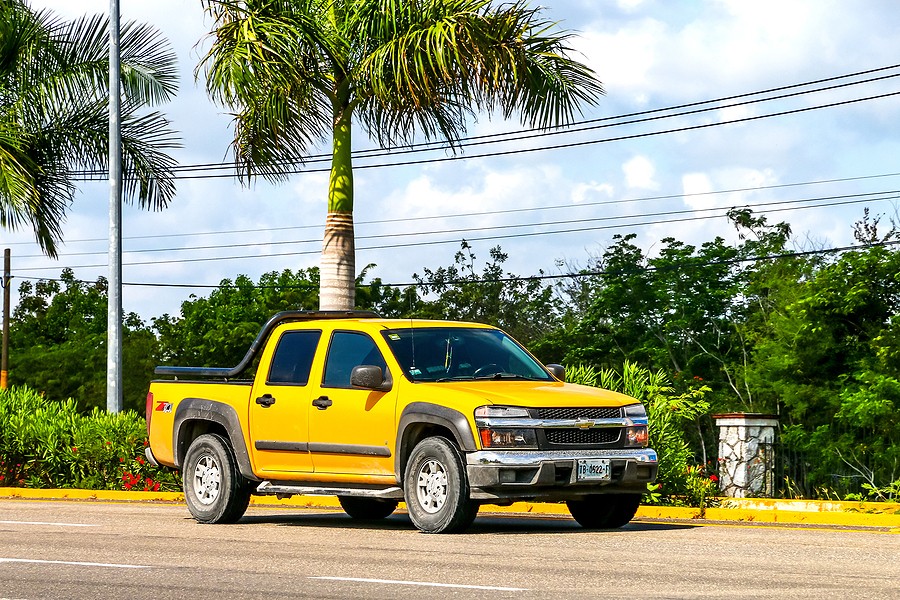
575,419,595,429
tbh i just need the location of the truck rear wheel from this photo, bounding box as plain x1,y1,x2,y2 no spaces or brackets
338,496,399,520
566,493,642,529
183,433,251,524
403,437,478,534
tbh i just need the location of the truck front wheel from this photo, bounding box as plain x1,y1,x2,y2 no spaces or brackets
566,493,642,529
403,437,478,533
183,433,251,524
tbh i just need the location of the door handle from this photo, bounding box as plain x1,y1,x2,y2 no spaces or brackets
312,396,333,410
255,394,276,407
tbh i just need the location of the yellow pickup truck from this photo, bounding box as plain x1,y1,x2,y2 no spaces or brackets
146,311,657,533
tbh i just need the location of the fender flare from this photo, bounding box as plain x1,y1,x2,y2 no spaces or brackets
173,398,257,481
395,402,477,480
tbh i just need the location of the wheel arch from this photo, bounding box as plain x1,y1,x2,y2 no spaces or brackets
395,402,477,482
173,398,258,482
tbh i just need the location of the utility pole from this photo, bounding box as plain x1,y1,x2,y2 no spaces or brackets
1,248,9,390
107,0,123,413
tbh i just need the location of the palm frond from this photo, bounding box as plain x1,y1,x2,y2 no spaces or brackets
200,0,340,181
0,0,179,255
355,0,602,144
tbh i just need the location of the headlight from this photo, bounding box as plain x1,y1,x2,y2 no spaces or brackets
623,403,647,418
623,404,648,446
474,405,530,418
479,428,538,449
475,406,536,448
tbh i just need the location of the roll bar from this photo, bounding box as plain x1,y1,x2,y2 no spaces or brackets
153,310,380,378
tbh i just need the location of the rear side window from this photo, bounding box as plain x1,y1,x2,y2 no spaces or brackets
267,330,322,385
323,331,387,388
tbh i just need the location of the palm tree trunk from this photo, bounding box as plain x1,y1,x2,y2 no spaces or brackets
320,101,355,310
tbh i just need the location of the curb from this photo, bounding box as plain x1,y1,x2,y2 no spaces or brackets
2,487,898,531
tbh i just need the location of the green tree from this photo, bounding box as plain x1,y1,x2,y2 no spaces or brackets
746,244,900,495
411,241,561,348
198,0,602,310
0,0,179,254
8,270,158,413
154,269,321,368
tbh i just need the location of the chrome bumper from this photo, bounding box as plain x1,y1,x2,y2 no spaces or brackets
467,448,657,467
464,448,658,500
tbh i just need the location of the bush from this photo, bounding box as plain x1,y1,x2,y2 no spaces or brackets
0,386,180,491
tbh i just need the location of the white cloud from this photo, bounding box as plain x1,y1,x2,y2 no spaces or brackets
623,155,658,190
572,182,615,204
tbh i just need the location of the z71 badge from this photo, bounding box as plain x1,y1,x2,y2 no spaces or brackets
155,401,173,413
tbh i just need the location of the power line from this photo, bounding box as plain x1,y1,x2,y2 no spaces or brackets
7,169,900,249
14,189,900,259
73,87,899,182
17,238,900,291
70,63,900,179
14,190,899,272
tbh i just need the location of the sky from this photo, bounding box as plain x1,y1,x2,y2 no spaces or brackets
6,0,900,321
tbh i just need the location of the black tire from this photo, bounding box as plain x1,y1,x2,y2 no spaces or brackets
338,496,399,520
183,433,252,524
566,493,642,529
403,437,478,534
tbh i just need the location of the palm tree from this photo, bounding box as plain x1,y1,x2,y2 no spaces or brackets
0,0,178,257
200,0,602,310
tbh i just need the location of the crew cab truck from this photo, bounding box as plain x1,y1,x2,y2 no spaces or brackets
146,311,657,533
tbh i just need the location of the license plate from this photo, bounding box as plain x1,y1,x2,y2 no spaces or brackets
576,458,611,481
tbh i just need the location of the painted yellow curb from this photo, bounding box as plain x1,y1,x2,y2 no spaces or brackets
2,487,898,529
0,487,184,503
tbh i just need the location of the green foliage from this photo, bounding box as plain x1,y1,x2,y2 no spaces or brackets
0,0,178,254
154,269,320,369
410,242,561,347
9,270,158,413
746,243,900,496
0,386,179,491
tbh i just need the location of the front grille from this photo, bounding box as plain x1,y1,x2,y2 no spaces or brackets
535,407,622,420
546,429,620,445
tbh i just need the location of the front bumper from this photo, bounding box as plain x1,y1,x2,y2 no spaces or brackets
465,448,658,501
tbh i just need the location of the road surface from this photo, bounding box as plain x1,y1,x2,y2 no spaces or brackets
0,499,897,599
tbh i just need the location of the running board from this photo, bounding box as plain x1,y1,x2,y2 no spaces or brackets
255,481,404,500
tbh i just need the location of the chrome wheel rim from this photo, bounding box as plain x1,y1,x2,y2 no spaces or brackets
415,458,448,514
192,453,221,505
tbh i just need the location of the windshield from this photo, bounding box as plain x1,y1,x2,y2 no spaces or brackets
381,327,553,383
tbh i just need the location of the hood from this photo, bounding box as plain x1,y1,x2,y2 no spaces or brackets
410,379,639,409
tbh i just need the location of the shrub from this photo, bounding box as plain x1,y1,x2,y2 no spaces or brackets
0,386,180,491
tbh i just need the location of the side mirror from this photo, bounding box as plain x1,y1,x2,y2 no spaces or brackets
546,364,565,381
350,365,392,391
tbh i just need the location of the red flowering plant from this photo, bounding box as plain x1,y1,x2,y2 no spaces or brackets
683,463,721,509
72,410,181,492
0,386,180,491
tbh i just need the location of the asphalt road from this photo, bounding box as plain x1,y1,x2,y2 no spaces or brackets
0,499,897,600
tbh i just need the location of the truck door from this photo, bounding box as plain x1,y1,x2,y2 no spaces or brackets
248,329,322,475
307,330,397,477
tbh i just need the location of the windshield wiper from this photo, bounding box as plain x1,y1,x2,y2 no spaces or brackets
472,372,538,381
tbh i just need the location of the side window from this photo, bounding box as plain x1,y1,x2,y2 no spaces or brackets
323,331,387,388
267,330,322,385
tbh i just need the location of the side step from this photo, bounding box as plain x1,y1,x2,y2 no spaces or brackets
255,481,404,500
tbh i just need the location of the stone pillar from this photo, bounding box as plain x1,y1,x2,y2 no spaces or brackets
713,413,779,498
